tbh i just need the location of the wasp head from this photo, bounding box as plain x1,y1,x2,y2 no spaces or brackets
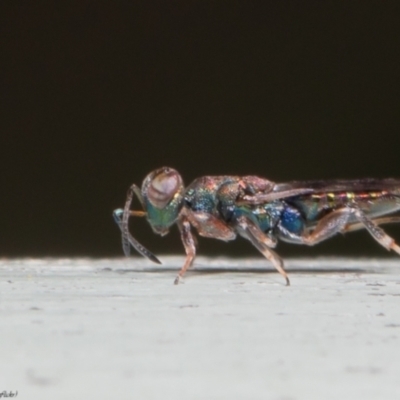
141,167,184,235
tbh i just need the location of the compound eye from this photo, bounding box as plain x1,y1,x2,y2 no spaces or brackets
146,168,182,208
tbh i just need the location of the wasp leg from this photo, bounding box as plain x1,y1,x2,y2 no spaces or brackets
236,216,290,286
343,216,400,232
298,207,400,255
184,210,236,240
174,210,236,284
350,208,400,255
295,208,354,246
174,218,197,285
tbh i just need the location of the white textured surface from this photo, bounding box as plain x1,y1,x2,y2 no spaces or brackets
1,257,400,400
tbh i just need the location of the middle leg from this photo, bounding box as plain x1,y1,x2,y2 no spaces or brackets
236,216,290,286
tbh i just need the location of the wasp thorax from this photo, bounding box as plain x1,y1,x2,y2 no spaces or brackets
143,167,183,209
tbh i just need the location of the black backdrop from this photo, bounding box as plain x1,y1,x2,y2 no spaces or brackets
2,2,400,258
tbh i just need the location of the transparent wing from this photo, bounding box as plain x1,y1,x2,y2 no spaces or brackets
239,188,314,205
274,178,400,194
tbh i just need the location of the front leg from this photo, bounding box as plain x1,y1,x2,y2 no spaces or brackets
175,218,197,285
185,211,236,241
174,210,236,284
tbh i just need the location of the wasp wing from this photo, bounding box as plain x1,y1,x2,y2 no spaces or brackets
240,178,400,207
274,178,400,194
239,188,314,204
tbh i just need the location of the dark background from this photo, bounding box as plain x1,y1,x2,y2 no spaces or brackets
2,1,400,259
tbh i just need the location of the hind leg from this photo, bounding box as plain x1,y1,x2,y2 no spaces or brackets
280,206,400,255
350,209,400,255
